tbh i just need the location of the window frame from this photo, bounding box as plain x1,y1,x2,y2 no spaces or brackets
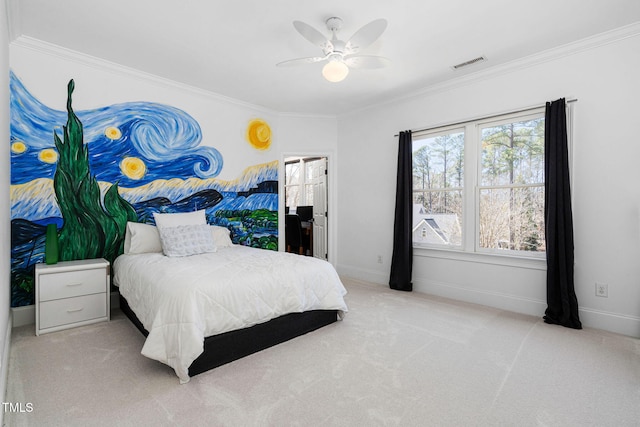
284,160,302,209
284,157,324,210
412,125,466,250
412,107,550,265
474,109,546,259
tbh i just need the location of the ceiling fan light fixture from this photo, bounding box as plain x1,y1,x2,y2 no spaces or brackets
322,60,349,82
279,16,388,83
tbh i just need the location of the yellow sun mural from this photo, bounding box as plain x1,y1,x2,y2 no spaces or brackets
105,126,122,140
11,141,27,154
120,156,146,180
246,119,271,151
38,148,58,164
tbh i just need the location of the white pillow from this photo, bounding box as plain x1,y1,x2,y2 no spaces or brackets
153,210,206,228
124,222,163,254
211,225,233,248
157,224,217,257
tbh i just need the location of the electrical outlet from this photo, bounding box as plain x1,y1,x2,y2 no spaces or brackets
595,282,608,298
377,255,383,264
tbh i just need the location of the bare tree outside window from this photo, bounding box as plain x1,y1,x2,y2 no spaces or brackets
285,162,300,209
479,116,545,252
412,130,464,246
410,109,547,257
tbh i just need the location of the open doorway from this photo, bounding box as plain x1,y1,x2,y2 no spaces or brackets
284,156,328,260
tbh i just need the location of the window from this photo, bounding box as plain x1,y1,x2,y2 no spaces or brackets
412,108,547,257
412,128,464,247
284,161,301,209
285,157,323,209
478,113,545,253
305,164,314,206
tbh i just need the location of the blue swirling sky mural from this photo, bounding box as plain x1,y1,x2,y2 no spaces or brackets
10,71,278,307
10,71,223,187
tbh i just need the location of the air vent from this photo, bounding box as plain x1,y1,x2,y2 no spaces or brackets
451,55,487,70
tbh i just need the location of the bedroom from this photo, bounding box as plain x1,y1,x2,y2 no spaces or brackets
1,0,640,425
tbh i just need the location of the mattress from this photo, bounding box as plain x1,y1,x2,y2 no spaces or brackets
113,245,348,382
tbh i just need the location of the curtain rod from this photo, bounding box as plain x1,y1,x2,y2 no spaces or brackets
395,98,577,137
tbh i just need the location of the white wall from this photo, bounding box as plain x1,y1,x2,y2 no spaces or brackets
1,0,13,414
277,114,337,154
277,114,339,262
336,28,640,337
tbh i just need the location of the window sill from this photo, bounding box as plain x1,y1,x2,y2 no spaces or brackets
413,245,546,271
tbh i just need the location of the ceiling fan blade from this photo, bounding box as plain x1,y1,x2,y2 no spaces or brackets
345,19,387,53
276,56,327,67
344,55,390,69
293,21,333,51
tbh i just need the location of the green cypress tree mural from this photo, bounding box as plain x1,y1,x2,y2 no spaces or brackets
53,79,137,264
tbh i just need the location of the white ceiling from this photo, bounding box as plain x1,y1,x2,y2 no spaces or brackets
7,0,640,116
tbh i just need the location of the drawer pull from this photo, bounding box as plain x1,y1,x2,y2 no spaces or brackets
66,283,83,287
66,308,84,313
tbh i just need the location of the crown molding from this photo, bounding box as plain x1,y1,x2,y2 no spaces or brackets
10,35,283,116
10,20,640,120
345,21,640,117
11,35,337,120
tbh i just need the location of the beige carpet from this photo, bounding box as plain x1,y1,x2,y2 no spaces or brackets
5,278,640,426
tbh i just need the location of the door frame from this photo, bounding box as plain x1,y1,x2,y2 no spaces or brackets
280,151,337,266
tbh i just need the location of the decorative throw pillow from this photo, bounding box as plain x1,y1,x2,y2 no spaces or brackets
157,223,217,257
124,222,163,254
153,210,206,228
211,226,233,248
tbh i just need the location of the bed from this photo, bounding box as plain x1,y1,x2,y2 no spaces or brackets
113,217,348,383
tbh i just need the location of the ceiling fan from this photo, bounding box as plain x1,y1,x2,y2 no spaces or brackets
277,16,389,83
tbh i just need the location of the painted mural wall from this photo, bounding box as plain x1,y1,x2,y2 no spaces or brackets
9,71,278,307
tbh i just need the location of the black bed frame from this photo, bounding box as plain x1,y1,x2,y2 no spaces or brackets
119,295,338,377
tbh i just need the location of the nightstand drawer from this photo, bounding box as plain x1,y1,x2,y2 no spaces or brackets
39,268,106,302
35,258,110,335
39,293,107,330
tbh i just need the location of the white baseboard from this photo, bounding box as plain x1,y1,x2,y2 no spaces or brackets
414,277,640,337
336,264,388,286
578,307,640,338
339,265,640,338
412,276,547,318
10,305,34,328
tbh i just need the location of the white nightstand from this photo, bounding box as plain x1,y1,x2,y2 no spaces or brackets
35,258,110,336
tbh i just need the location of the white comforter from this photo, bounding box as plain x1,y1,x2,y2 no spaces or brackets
113,245,348,383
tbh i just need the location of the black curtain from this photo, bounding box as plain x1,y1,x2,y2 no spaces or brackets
389,130,413,291
543,98,582,329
